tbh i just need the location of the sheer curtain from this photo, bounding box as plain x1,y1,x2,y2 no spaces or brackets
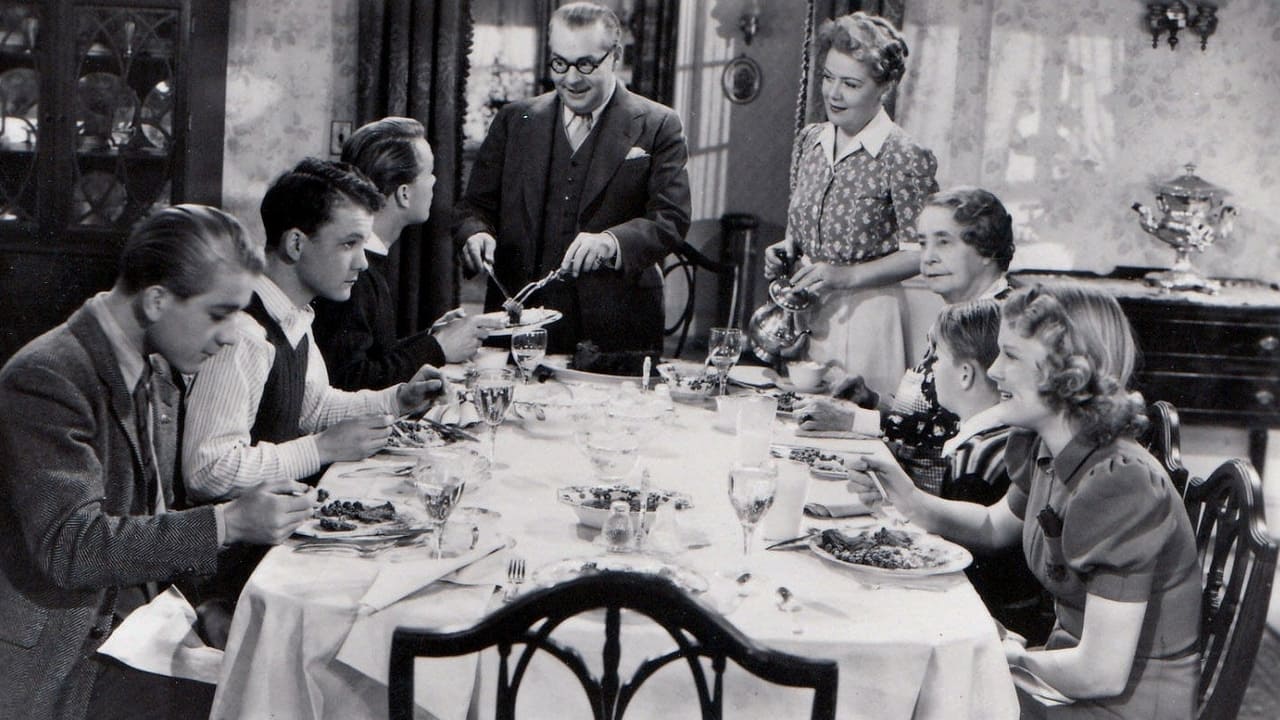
355,0,470,334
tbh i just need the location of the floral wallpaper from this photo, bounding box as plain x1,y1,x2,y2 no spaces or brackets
899,0,1280,282
221,0,358,243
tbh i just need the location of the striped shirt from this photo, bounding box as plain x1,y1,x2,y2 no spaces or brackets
182,276,398,501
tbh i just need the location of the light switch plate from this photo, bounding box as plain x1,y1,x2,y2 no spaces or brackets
330,121,352,155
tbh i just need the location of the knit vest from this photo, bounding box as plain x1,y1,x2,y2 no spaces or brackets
243,294,308,445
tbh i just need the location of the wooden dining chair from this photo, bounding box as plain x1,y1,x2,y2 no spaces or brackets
1142,400,1190,496
388,571,839,720
1183,458,1278,720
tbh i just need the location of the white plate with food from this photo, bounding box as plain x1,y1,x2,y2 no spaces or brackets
296,497,428,540
807,526,972,578
557,485,693,528
475,307,562,337
532,555,709,595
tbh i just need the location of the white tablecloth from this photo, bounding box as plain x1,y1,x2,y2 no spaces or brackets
211,390,1018,720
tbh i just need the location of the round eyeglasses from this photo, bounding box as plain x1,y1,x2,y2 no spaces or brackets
548,48,613,76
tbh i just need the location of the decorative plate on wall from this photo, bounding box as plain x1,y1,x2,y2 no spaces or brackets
722,55,762,105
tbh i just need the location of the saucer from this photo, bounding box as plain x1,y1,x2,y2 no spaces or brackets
762,368,828,394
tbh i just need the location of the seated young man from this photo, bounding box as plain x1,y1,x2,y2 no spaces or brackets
0,205,316,720
183,158,450,503
312,117,492,390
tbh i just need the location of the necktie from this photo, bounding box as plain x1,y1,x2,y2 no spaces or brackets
567,112,593,153
132,369,159,513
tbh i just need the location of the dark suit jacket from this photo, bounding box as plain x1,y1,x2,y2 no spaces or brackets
454,84,692,352
0,304,220,719
312,252,446,390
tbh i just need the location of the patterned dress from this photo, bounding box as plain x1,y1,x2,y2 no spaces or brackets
786,118,938,397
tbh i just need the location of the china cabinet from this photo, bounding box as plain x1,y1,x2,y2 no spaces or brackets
0,0,228,361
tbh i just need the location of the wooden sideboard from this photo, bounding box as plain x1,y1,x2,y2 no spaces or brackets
1014,269,1280,472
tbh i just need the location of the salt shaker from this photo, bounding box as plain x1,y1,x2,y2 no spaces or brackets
602,500,634,553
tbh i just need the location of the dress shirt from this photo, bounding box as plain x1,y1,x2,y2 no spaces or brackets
87,294,228,542
183,276,399,501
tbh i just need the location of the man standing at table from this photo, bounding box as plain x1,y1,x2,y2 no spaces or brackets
184,157,450,502
455,1,692,354
313,117,493,390
0,205,316,720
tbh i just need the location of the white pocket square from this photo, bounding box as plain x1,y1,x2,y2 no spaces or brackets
625,146,649,160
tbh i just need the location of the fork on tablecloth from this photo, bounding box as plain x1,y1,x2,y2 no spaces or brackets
504,556,526,602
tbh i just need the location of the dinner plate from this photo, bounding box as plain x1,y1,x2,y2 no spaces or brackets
532,555,709,595
476,307,562,336
296,498,428,540
728,364,774,388
807,527,972,579
538,355,644,386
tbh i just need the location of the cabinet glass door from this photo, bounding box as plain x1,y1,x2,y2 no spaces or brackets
0,4,41,227
71,5,178,230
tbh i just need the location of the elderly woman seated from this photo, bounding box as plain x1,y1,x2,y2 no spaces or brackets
795,186,1015,494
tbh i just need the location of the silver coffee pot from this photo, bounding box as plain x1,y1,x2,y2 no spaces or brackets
1132,163,1236,293
748,251,812,364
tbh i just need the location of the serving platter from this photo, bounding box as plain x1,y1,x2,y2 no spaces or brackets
475,307,562,337
557,485,692,528
807,526,972,579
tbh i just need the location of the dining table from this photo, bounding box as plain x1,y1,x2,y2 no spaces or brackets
209,370,1020,720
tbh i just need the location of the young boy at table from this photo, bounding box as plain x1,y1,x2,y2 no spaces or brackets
183,157,451,503
923,299,1053,644
0,205,317,720
852,285,1200,717
312,117,493,389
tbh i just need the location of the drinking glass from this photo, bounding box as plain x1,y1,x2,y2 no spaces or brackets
573,411,641,482
414,478,466,558
726,462,778,594
707,327,744,396
472,368,515,465
511,328,547,383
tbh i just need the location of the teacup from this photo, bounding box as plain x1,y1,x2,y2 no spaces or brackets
786,360,826,392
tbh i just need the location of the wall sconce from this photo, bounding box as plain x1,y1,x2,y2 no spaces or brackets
739,0,761,46
1145,2,1218,51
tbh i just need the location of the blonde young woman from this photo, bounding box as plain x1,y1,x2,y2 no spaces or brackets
852,284,1200,718
764,11,938,398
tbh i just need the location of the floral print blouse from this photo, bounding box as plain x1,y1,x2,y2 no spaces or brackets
787,120,938,265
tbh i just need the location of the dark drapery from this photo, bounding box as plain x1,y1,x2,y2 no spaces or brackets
355,0,470,335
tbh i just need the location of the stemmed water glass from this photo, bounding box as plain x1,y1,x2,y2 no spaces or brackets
413,454,466,559
707,327,744,396
511,328,547,383
472,368,515,466
726,461,778,595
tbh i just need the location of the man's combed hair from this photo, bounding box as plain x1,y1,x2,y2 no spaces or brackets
924,187,1016,271
934,298,1002,373
552,1,622,50
1001,284,1148,444
259,157,384,250
341,117,427,196
120,204,264,298
817,11,909,85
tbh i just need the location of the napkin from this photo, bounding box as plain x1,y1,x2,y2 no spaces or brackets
96,586,223,684
803,477,873,518
1010,665,1074,707
357,539,506,612
425,398,480,428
